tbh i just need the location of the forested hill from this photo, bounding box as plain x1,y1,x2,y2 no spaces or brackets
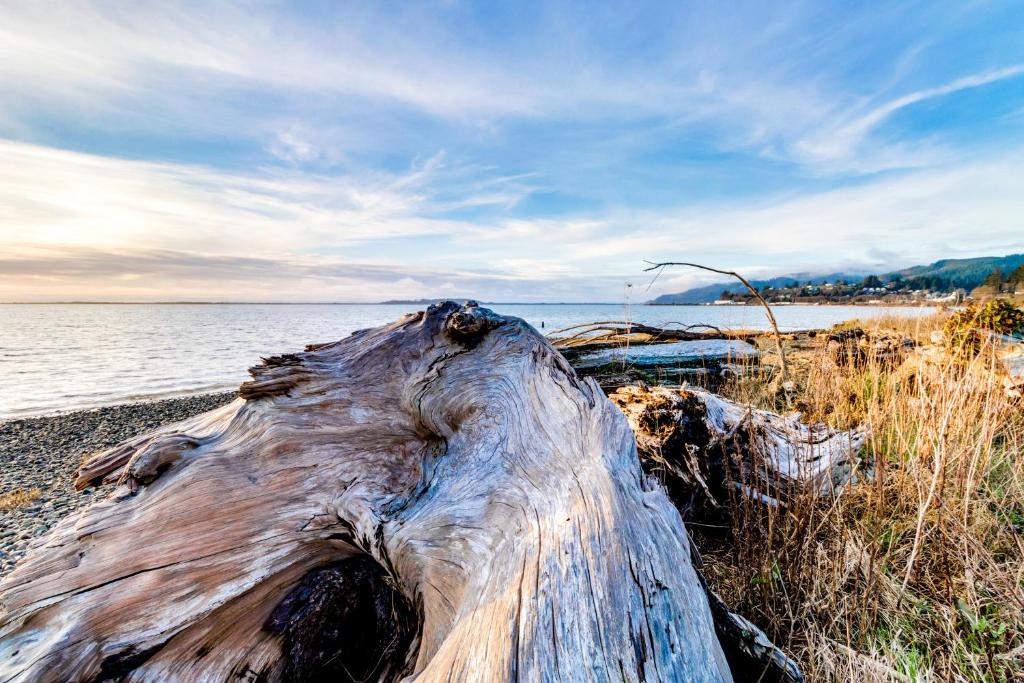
649,272,867,304
892,254,1024,290
649,254,1024,304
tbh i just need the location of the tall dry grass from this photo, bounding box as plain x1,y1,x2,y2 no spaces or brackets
700,312,1024,682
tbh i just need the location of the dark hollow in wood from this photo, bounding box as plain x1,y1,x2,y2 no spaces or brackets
263,556,416,683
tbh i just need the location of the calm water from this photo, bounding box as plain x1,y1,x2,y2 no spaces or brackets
0,303,936,418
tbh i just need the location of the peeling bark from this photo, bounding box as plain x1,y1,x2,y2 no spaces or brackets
0,302,732,682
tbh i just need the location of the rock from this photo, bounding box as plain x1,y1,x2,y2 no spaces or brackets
825,328,915,367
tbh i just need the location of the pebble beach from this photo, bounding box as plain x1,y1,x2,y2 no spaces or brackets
0,392,236,577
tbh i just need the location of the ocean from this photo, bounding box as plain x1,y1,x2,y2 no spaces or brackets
0,303,936,418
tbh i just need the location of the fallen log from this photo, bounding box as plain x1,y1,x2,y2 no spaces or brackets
550,320,822,350
612,384,868,510
823,328,916,368
571,339,758,370
0,302,734,682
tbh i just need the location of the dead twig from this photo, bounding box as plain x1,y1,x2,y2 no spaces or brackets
643,261,792,391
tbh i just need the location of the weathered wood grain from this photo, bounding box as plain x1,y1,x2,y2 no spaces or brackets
0,302,731,682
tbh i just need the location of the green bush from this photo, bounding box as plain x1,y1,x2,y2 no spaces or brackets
945,299,1024,353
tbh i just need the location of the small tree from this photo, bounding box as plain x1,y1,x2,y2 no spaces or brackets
982,267,1005,291
1007,264,1024,291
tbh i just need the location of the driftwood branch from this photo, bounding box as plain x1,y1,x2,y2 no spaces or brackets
0,303,736,683
644,261,793,391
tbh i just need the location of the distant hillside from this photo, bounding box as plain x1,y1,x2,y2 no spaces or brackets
649,255,1024,304
891,254,1024,291
649,272,867,304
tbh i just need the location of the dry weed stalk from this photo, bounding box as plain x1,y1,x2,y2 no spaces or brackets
643,260,793,389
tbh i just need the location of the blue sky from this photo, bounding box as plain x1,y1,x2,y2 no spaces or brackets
1,0,1023,301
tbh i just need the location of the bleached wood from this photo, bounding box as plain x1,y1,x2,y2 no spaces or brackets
0,302,731,683
612,384,867,506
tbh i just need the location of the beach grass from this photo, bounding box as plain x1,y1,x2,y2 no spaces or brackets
0,488,41,512
699,311,1024,682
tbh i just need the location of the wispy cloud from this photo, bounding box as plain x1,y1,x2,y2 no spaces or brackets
795,64,1024,166
0,242,638,303
846,65,1024,139
5,1,1006,167
0,139,534,254
1,2,1023,301
2,137,1022,302
0,2,537,119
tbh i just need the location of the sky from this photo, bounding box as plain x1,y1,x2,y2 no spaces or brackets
2,1,1023,302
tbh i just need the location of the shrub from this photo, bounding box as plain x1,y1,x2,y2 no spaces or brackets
945,300,1024,353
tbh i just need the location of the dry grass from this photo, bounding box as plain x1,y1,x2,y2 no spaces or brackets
0,488,42,512
700,312,1024,682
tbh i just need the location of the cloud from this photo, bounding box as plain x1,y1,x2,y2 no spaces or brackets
267,129,320,163
0,243,635,303
0,138,536,256
2,137,1022,302
6,0,1011,176
0,2,538,119
2,3,1024,302
795,64,1024,166
0,139,617,301
847,65,1024,138
588,156,1024,269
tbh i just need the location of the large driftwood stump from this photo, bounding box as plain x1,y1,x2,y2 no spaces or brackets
0,302,732,682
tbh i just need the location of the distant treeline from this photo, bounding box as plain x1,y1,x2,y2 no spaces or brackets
651,253,1024,304
862,262,1024,293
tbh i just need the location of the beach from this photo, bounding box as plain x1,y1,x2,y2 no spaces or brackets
1,304,1022,681
0,392,236,577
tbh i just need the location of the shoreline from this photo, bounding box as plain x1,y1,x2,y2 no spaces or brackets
0,391,237,577
1,303,936,420
0,385,240,422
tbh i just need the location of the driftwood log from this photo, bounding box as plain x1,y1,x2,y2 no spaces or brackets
612,384,867,511
549,321,822,350
1,303,737,682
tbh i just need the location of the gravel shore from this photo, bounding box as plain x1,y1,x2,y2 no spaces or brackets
0,392,237,577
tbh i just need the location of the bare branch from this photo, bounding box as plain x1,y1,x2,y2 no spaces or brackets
643,261,792,391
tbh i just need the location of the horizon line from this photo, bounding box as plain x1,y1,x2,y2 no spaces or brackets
0,300,649,306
